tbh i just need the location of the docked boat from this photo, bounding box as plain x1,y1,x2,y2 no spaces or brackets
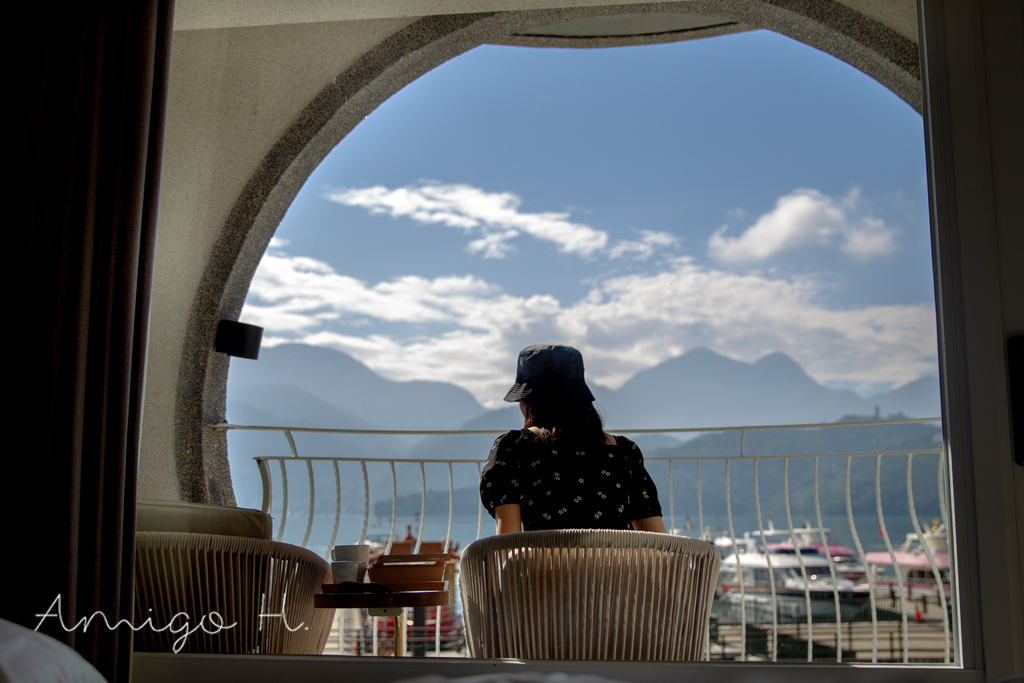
716,532,873,623
864,525,951,612
719,522,867,581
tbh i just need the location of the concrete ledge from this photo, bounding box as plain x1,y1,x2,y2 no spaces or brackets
132,652,982,683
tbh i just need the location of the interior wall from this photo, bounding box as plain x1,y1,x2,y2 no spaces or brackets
169,0,919,39
140,16,418,500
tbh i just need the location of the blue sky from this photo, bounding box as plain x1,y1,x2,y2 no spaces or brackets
240,30,937,408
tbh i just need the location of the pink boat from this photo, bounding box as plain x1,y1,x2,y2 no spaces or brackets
865,527,952,606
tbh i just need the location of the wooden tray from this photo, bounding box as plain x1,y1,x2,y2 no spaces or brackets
368,554,449,585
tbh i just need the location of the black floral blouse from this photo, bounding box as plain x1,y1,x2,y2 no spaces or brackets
479,429,662,531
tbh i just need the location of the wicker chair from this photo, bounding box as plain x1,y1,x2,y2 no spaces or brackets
459,530,721,661
133,500,333,654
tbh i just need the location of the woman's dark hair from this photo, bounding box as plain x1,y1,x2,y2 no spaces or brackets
522,397,605,447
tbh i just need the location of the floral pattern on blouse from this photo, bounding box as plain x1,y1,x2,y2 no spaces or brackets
479,429,662,531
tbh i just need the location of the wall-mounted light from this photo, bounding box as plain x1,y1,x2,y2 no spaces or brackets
214,320,263,360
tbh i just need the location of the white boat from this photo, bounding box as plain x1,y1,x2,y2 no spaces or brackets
716,532,873,623
716,522,868,580
765,528,868,581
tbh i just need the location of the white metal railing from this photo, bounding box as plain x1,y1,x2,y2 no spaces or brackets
210,418,954,664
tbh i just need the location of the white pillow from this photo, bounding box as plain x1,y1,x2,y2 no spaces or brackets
0,618,106,683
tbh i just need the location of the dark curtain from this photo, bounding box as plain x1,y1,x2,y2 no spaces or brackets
9,2,173,681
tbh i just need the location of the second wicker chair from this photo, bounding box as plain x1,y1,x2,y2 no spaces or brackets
459,529,721,660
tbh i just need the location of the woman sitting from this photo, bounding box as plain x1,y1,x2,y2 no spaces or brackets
480,344,667,535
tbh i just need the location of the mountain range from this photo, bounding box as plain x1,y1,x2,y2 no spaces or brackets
228,343,939,431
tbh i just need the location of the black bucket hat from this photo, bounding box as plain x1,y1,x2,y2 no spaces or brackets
503,344,596,403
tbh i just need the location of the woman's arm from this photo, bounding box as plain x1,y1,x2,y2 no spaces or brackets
480,431,524,522
631,516,667,533
495,504,523,534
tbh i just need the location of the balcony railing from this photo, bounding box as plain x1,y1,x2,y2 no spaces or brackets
211,417,955,665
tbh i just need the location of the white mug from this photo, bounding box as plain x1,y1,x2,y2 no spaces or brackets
332,544,371,563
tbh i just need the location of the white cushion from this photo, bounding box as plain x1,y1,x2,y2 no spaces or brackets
136,499,272,539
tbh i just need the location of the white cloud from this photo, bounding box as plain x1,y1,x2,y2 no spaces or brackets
607,230,679,260
328,183,608,258
467,229,519,259
244,250,936,407
841,216,897,258
708,188,898,263
245,253,502,330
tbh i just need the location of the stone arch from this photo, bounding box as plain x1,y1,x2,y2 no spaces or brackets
176,1,921,503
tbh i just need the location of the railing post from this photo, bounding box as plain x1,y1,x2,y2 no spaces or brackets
696,459,703,540
301,459,315,548
753,458,780,662
386,461,397,554
258,458,272,514
276,459,289,542
906,452,951,662
415,462,426,554
811,456,843,658
668,459,674,533
475,462,483,541
326,461,341,558
846,454,879,662
783,457,814,661
877,453,909,663
360,461,369,545
724,459,746,660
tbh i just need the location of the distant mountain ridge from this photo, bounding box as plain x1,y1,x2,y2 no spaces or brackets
228,343,486,430
228,343,940,433
599,347,939,430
